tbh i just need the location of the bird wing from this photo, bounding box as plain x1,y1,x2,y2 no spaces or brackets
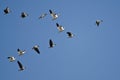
34,48,40,54
96,22,99,26
56,23,59,27
67,32,71,36
8,57,11,59
49,39,53,47
49,10,53,14
17,48,20,52
17,61,23,69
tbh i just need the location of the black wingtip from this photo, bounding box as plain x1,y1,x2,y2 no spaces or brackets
7,57,10,59
56,23,59,27
17,48,20,51
17,60,20,63
49,9,52,14
37,50,40,54
66,32,70,34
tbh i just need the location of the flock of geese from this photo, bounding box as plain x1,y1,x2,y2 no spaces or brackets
3,6,103,71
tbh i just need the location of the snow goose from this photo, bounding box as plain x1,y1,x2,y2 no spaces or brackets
7,56,16,62
17,48,26,56
56,23,64,32
49,39,56,48
32,45,40,54
49,9,59,20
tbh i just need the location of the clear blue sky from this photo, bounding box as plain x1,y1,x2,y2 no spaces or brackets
0,0,120,80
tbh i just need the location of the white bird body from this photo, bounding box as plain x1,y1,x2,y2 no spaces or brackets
51,14,58,20
57,26,64,32
8,56,16,62
49,10,59,20
17,48,26,56
56,23,64,32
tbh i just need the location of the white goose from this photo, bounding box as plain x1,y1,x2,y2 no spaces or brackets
7,56,16,62
56,23,64,32
49,9,59,20
17,48,26,56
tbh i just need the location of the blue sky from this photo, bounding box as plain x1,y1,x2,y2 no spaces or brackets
0,0,120,80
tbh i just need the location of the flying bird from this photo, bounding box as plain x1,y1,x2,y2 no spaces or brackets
49,9,59,20
66,32,74,38
32,45,40,54
4,7,10,14
39,13,47,19
17,60,25,71
17,48,26,56
96,20,103,26
49,39,56,48
7,56,16,62
21,12,28,18
56,23,64,32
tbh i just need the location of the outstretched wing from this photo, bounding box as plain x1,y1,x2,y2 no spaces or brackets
56,23,59,27
49,9,53,14
17,61,23,70
17,48,20,52
33,47,40,54
67,32,74,38
67,32,71,36
35,48,40,54
96,21,100,26
49,39,53,47
7,57,11,59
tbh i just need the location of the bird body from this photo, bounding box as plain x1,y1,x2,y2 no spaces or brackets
8,56,16,62
49,10,58,20
17,48,26,56
56,23,64,32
